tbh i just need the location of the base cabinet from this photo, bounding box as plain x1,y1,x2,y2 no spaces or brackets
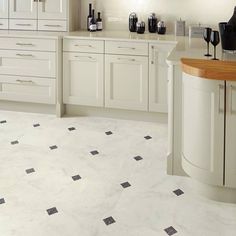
63,52,104,107
182,73,236,189
105,54,148,111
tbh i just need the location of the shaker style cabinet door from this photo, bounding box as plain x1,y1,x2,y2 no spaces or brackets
225,81,236,188
105,54,148,111
182,74,224,186
149,43,175,113
9,0,37,19
63,52,104,107
38,0,67,20
0,0,8,18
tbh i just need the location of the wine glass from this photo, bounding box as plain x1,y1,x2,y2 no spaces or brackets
210,30,220,60
203,27,212,57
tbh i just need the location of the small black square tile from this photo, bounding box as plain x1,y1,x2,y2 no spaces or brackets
49,145,58,150
47,207,58,216
90,150,99,155
26,168,35,174
144,135,152,140
134,156,143,161
0,120,6,124
0,198,5,204
72,175,81,181
164,226,177,235
105,131,113,135
103,216,116,225
173,189,184,196
33,124,40,127
121,182,131,188
68,127,76,131
11,140,19,145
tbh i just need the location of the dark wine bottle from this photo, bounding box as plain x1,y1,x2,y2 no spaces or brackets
87,3,92,31
228,6,236,26
96,12,103,31
89,9,97,32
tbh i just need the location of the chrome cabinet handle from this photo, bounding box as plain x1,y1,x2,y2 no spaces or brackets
74,44,93,48
218,84,224,113
118,57,136,62
151,45,154,64
16,53,34,57
16,43,34,46
16,79,34,84
74,55,95,60
16,24,32,26
229,85,233,114
117,46,136,50
44,24,62,27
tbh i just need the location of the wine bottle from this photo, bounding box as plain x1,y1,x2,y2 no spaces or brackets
228,6,236,26
89,9,97,32
96,12,103,31
87,3,92,31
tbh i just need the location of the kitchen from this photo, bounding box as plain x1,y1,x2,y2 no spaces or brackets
0,0,236,235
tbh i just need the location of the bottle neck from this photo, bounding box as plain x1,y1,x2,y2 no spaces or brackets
89,4,92,16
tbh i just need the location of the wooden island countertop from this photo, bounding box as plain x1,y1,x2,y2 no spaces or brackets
181,58,236,81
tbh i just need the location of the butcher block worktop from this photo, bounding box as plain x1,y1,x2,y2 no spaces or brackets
181,58,236,81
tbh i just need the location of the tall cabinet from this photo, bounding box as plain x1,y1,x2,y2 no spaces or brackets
0,0,8,29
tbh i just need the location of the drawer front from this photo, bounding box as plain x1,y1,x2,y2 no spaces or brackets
63,39,104,53
105,41,148,56
9,19,37,31
0,37,56,51
38,20,67,32
0,75,56,104
0,50,56,78
0,19,8,29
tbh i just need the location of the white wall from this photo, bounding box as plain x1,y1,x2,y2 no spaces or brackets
80,0,236,33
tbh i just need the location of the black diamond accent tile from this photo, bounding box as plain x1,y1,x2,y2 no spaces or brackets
0,198,5,204
105,131,113,135
72,175,81,181
33,124,40,127
144,135,152,140
90,150,99,155
47,207,58,216
164,226,177,235
0,120,6,124
50,145,58,150
26,168,35,174
68,127,76,131
121,182,131,188
11,140,19,145
173,189,184,196
134,156,143,161
103,216,116,226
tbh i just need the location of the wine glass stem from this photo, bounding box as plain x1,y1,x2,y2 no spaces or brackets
207,42,209,54
214,46,216,59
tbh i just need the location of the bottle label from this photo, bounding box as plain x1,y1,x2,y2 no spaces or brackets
96,22,103,30
87,17,92,28
89,24,97,31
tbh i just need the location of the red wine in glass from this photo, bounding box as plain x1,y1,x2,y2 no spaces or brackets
210,30,220,60
203,27,212,57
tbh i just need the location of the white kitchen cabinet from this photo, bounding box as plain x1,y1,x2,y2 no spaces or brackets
38,0,67,20
9,0,37,19
149,43,175,113
63,52,104,107
0,0,8,18
105,54,148,111
225,81,236,188
182,73,224,186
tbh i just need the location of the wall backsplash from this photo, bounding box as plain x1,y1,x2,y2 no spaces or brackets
80,0,236,33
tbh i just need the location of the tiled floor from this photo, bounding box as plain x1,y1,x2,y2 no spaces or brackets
0,110,236,236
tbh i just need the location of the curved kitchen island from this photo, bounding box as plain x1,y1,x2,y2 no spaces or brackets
181,58,236,203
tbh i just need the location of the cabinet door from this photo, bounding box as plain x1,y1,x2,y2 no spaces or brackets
182,73,224,186
225,81,236,188
149,43,175,113
105,54,148,111
63,52,104,107
38,0,67,20
9,0,37,19
0,0,8,18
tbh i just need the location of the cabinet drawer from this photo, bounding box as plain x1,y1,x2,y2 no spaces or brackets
0,50,56,78
0,19,8,30
63,39,104,53
9,19,37,31
38,20,67,32
0,75,56,104
105,41,148,56
0,37,56,51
